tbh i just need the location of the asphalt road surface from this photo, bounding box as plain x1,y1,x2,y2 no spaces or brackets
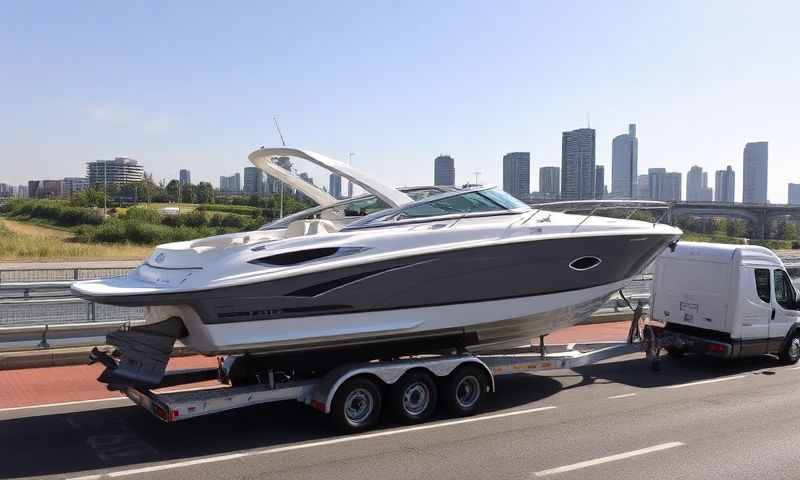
3,352,800,480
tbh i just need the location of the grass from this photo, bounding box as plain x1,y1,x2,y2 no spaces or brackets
0,218,151,261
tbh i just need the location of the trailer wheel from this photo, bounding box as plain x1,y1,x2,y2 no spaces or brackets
441,365,488,417
779,335,800,365
666,346,686,359
330,377,382,433
389,371,438,424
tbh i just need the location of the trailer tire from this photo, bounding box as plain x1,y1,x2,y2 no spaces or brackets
779,335,800,365
666,346,686,359
389,370,438,424
330,376,382,433
441,365,488,417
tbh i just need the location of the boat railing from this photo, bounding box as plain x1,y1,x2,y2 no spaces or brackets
529,200,671,233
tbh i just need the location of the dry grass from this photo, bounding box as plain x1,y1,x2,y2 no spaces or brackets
0,218,151,261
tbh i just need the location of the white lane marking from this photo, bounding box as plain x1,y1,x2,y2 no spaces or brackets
790,366,800,370
664,375,747,389
68,475,102,480
66,405,557,479
0,385,222,413
607,393,637,399
533,442,685,477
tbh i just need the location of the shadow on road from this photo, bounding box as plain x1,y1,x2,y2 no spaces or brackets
0,353,785,478
0,375,563,479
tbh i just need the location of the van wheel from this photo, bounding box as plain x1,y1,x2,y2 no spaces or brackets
666,346,686,359
389,371,438,424
330,377,382,433
779,336,800,365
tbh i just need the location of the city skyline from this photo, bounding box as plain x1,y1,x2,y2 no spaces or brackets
1,3,799,203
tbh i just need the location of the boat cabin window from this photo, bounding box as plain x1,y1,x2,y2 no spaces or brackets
754,268,771,303
397,192,505,219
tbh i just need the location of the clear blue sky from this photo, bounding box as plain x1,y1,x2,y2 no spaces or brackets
1,1,798,202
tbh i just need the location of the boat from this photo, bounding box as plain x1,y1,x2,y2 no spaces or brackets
72,147,682,380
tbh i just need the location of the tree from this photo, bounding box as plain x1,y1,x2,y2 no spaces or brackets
165,180,180,202
714,218,728,236
194,182,215,204
783,223,798,241
728,218,747,238
180,183,196,203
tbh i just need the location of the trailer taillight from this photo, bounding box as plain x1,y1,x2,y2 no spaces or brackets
706,343,726,354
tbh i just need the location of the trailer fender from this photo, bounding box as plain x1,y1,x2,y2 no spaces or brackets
313,356,494,414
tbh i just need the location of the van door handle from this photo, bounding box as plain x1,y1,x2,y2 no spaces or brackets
771,309,776,320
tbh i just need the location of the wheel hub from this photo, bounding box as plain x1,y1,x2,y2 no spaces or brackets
456,375,480,408
345,388,373,423
402,382,430,415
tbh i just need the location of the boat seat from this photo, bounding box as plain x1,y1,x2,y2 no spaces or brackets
285,219,339,238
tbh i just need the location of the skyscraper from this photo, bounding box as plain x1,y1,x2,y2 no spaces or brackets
595,165,605,200
243,167,263,195
743,141,768,204
266,156,293,195
561,128,596,200
714,166,735,203
611,124,638,198
636,174,650,200
179,169,191,185
329,174,342,199
434,155,455,186
219,173,241,192
539,166,560,198
686,166,712,201
502,152,531,201
648,168,682,201
789,183,800,206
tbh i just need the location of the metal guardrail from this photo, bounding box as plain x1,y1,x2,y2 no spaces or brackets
0,267,132,284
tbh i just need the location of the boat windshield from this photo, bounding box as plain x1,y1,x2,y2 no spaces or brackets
259,187,449,230
343,187,529,229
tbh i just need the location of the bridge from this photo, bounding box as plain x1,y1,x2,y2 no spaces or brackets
669,201,800,239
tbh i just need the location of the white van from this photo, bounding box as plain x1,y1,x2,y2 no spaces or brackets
651,242,800,363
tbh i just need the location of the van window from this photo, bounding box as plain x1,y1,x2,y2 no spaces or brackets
754,269,771,303
774,270,795,308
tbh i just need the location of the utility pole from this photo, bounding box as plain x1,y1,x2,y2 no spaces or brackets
348,152,355,197
103,161,107,217
274,115,287,218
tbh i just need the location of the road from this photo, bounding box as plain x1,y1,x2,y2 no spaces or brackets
3,350,800,480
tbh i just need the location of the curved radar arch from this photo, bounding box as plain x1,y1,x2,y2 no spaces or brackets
248,147,414,209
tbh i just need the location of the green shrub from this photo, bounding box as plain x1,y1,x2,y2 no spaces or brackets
209,213,225,227
201,204,262,215
221,214,245,229
183,210,208,228
124,207,163,224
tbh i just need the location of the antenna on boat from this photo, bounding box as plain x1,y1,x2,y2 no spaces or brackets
273,116,286,147
273,116,286,218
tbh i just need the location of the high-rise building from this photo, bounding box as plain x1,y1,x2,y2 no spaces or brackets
243,167,263,195
595,165,605,200
714,166,735,202
434,155,455,186
219,173,241,193
347,180,353,198
16,185,28,198
179,169,191,185
648,168,682,201
63,177,89,197
539,166,560,198
0,183,12,197
561,128,596,200
28,179,64,198
789,183,800,206
636,174,650,200
86,158,144,185
329,174,342,199
743,141,768,204
502,152,531,201
611,124,638,199
686,166,713,201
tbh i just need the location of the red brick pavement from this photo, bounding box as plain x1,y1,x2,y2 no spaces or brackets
0,321,631,409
